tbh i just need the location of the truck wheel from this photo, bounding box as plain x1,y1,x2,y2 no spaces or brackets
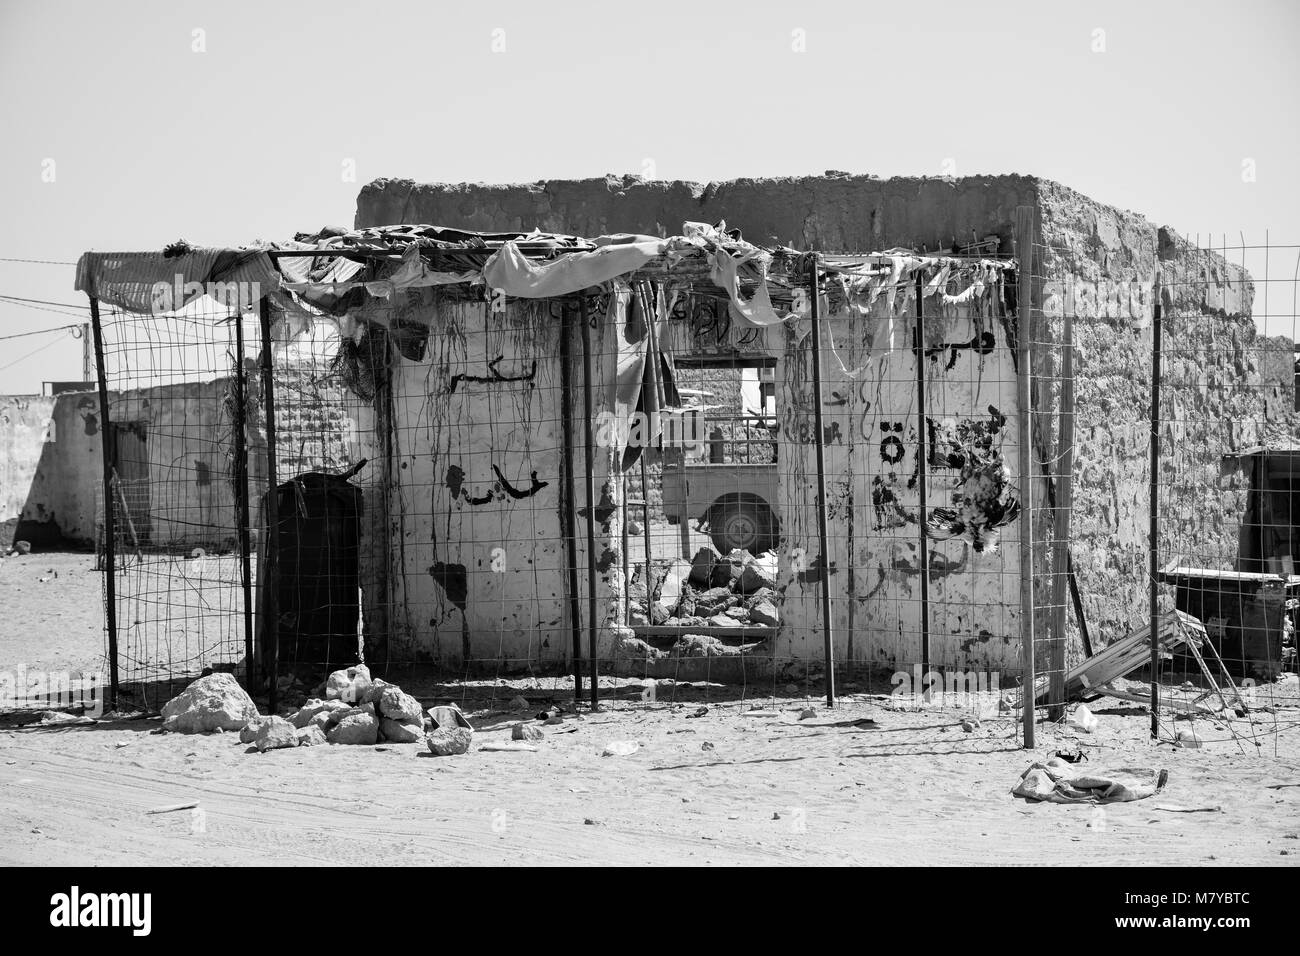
708,500,777,555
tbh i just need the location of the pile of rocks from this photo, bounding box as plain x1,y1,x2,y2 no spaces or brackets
158,667,470,755
630,547,780,630
240,664,435,751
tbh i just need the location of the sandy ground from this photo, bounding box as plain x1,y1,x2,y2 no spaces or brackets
0,551,104,676
2,683,1299,866
2,552,1299,866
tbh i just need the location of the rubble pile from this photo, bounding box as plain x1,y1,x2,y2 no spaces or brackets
159,665,473,754
629,547,780,630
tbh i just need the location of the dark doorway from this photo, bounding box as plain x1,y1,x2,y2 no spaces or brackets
111,421,153,547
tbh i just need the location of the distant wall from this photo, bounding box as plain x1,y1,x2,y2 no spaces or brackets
1,394,60,542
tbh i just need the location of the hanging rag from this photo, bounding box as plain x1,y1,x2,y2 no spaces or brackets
483,237,666,298
708,245,795,327
609,281,680,471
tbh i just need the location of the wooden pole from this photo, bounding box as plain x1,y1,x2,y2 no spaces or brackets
88,296,119,710
1048,310,1074,720
1015,206,1036,749
808,257,836,708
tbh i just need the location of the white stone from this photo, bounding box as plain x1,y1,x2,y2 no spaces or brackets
161,674,259,734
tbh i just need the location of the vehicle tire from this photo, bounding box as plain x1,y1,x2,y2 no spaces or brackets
708,499,777,555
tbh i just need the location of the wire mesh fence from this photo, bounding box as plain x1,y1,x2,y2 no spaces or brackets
1030,230,1300,752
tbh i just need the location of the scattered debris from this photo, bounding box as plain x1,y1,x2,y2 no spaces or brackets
512,722,544,742
1067,704,1098,734
1013,760,1168,804
428,704,472,731
1028,612,1207,706
798,708,818,721
479,741,538,753
685,706,708,719
1152,803,1222,813
146,801,199,815
602,740,640,757
1175,728,1203,749
796,716,879,729
37,711,95,726
1050,748,1087,764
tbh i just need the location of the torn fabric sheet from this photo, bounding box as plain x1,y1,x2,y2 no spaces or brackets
609,281,680,471
483,237,666,298
76,249,277,315
1013,761,1168,804
709,246,795,328
277,243,477,310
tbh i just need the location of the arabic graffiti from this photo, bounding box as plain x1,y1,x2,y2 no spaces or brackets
447,355,538,394
445,464,549,507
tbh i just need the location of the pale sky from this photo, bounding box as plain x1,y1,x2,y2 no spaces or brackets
2,0,1298,393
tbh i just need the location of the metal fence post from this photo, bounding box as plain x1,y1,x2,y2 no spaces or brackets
231,313,256,693
915,270,931,688
1149,292,1164,740
579,294,600,709
258,298,281,711
88,295,119,710
1015,206,1037,749
808,256,836,707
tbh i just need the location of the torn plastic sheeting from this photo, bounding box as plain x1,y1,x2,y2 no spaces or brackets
278,243,479,300
708,245,796,328
75,249,278,315
482,237,666,298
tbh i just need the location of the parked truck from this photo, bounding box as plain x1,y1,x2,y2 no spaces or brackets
660,415,780,555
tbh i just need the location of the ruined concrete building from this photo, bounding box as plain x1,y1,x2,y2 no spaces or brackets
42,172,1297,694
